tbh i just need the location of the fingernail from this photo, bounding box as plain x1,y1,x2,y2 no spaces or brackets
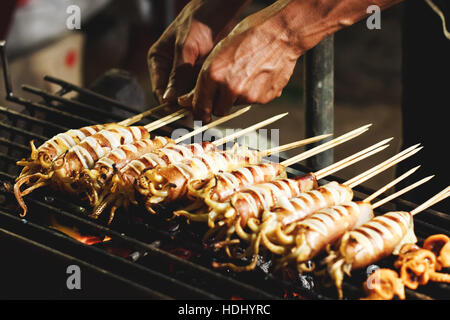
162,87,176,102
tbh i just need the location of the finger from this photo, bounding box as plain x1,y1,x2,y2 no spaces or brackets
163,64,197,103
192,73,218,123
163,41,199,103
178,91,194,108
213,83,237,117
235,95,252,106
148,53,172,104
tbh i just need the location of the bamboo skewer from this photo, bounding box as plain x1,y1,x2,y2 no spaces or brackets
411,186,450,216
173,112,317,153
275,140,391,183
175,106,252,143
364,165,421,203
345,144,422,188
118,102,171,126
314,138,393,179
260,133,331,157
280,124,372,167
315,145,390,180
372,175,435,209
212,113,289,146
144,109,190,131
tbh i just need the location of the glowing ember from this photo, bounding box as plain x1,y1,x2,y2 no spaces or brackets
48,217,110,245
283,290,304,300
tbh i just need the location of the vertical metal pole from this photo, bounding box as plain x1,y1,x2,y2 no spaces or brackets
304,35,334,171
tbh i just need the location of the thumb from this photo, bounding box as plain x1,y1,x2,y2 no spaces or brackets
178,90,194,108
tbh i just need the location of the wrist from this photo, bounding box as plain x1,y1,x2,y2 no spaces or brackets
275,0,403,53
194,0,252,27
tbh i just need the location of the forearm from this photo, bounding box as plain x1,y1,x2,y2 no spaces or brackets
192,0,253,35
245,0,404,55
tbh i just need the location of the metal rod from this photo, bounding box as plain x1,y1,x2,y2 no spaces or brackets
0,41,13,99
21,85,124,121
0,137,31,152
43,75,141,114
0,105,69,132
304,35,335,171
0,121,48,142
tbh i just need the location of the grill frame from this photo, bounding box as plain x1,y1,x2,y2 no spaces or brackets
0,42,449,300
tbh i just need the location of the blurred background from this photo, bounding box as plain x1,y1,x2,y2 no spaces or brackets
0,0,447,208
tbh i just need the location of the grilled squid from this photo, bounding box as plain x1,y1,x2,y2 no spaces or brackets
90,142,217,224
178,174,319,232
16,123,113,177
137,148,263,213
80,136,173,206
273,201,374,272
175,163,289,226
423,234,450,269
394,244,450,289
360,268,405,300
14,125,149,216
187,162,287,203
325,211,417,299
211,182,353,271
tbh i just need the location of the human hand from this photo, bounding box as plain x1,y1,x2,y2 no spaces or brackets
177,3,303,123
148,0,250,104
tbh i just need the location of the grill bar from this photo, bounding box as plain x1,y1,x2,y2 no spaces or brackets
0,121,48,142
43,75,141,114
6,95,96,126
0,209,225,299
0,226,171,299
21,84,126,122
0,137,30,152
0,105,69,131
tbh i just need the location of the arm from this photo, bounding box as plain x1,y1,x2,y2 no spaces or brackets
179,0,403,122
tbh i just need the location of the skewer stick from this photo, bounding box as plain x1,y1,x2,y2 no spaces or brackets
316,145,390,180
411,186,450,216
364,165,421,203
174,106,252,143
118,102,170,126
313,138,392,180
212,113,289,146
280,124,373,167
345,144,422,188
259,133,331,157
372,175,434,209
143,109,190,131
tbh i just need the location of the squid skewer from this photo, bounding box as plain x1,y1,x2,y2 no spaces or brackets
211,145,421,268
16,103,174,178
14,110,188,216
101,137,320,223
176,125,377,227
90,113,307,223
137,132,335,213
325,185,450,299
273,170,433,272
80,106,253,206
135,113,295,207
